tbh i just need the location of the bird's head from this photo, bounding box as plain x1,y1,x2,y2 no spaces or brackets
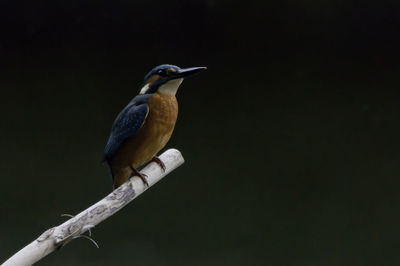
139,64,206,95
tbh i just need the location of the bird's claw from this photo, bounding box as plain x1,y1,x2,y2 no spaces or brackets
151,156,166,172
137,173,149,187
130,166,149,187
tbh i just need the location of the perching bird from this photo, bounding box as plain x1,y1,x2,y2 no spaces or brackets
104,64,206,188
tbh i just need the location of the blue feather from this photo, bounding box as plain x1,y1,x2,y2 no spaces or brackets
104,94,151,160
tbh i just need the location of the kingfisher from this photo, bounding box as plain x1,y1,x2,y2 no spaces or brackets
104,64,206,188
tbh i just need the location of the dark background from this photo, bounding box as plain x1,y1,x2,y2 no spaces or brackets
1,0,400,265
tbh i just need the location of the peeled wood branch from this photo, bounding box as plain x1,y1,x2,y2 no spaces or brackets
2,148,184,266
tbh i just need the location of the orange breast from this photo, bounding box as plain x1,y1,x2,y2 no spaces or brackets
110,93,178,184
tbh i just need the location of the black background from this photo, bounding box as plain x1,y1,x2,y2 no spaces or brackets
1,1,400,265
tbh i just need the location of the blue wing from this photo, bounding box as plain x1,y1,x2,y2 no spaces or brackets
104,95,151,160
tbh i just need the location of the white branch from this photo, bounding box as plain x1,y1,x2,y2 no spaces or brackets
2,149,184,266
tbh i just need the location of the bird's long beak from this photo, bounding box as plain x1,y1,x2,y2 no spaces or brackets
172,67,207,79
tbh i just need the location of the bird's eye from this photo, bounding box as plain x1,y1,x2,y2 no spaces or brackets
157,69,166,76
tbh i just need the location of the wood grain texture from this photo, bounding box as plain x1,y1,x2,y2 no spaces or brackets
2,149,184,266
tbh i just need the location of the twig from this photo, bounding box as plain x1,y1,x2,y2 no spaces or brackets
2,148,184,266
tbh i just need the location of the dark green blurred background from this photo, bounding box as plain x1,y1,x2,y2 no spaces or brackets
1,0,400,265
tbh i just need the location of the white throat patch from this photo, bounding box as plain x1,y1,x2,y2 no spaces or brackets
158,78,183,95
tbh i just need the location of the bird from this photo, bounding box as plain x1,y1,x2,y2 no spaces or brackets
104,64,206,189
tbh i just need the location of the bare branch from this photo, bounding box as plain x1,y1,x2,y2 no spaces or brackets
2,148,184,266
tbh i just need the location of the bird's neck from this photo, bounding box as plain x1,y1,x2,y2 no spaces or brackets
157,78,183,96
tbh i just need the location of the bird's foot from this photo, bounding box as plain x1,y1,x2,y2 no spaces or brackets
151,156,166,172
130,166,149,187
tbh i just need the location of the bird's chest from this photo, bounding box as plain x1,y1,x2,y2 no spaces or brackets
110,93,178,169
141,93,178,146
